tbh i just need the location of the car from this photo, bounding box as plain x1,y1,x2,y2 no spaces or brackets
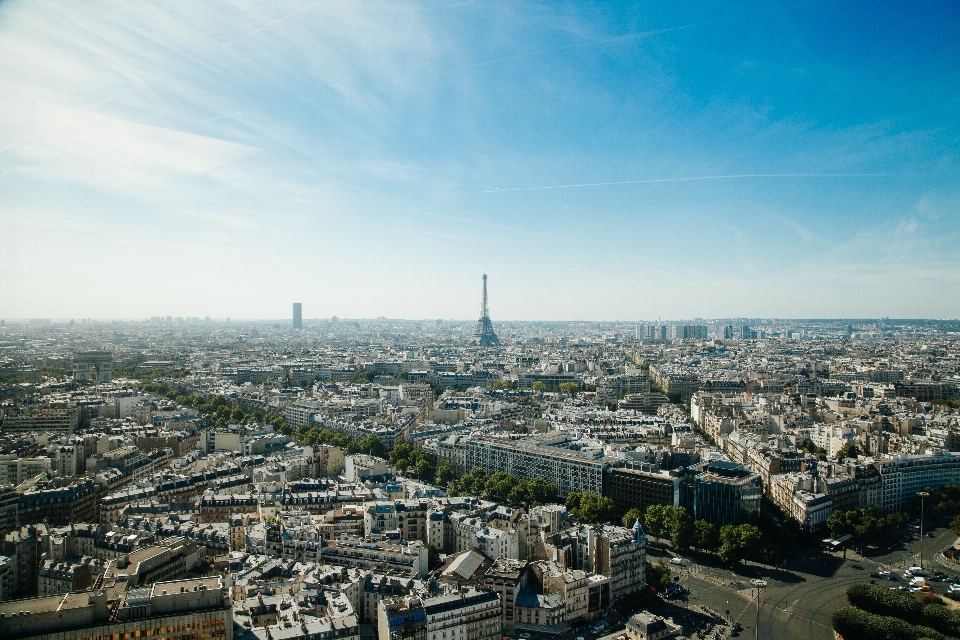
851,564,864,570
729,630,739,637
948,584,960,593
870,573,882,578
750,579,768,587
670,557,684,566
520,634,531,638
926,532,935,538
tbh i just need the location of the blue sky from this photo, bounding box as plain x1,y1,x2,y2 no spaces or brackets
1,1,958,320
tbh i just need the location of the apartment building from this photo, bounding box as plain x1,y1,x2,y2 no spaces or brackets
0,576,231,640
462,435,612,497
604,468,681,521
692,461,763,527
874,452,960,511
378,589,502,640
321,536,429,578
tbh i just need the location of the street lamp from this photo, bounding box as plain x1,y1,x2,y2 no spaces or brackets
918,491,930,570
755,585,761,640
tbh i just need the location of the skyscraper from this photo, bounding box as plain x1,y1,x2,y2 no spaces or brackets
292,302,302,330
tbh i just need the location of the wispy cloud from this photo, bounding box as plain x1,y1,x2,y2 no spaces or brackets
1,0,958,319
225,0,326,46
34,103,258,186
484,173,904,193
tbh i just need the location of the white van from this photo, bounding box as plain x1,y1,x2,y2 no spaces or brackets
907,566,924,575
670,557,683,566
909,577,926,588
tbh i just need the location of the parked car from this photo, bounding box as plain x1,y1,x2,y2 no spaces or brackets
670,557,684,566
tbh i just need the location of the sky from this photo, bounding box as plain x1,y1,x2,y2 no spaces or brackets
1,1,959,321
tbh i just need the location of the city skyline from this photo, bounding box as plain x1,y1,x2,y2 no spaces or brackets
2,1,959,320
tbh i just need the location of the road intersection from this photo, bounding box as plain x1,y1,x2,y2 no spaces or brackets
647,521,960,640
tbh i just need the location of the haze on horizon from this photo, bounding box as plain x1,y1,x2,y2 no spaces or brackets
1,1,958,322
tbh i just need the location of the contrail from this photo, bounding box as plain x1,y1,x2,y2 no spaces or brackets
200,112,247,123
459,24,695,70
459,2,826,70
483,173,903,193
227,0,325,45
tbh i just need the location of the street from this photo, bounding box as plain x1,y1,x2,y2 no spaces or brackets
648,520,960,640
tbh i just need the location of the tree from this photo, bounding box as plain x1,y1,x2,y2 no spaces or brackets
828,505,905,540
413,457,433,482
348,434,385,457
950,514,960,537
644,560,672,590
718,524,763,566
435,461,456,487
532,381,548,392
622,508,644,529
425,544,442,570
846,583,922,624
486,473,521,503
644,504,667,543
526,478,558,506
827,509,847,536
665,506,693,550
693,519,719,552
559,382,579,395
508,484,531,504
836,440,860,460
489,379,509,390
459,467,488,495
390,444,414,465
568,492,615,525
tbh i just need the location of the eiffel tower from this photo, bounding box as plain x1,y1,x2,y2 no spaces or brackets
473,274,500,347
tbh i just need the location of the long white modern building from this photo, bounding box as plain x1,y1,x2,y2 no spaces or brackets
875,451,960,511
461,435,613,497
